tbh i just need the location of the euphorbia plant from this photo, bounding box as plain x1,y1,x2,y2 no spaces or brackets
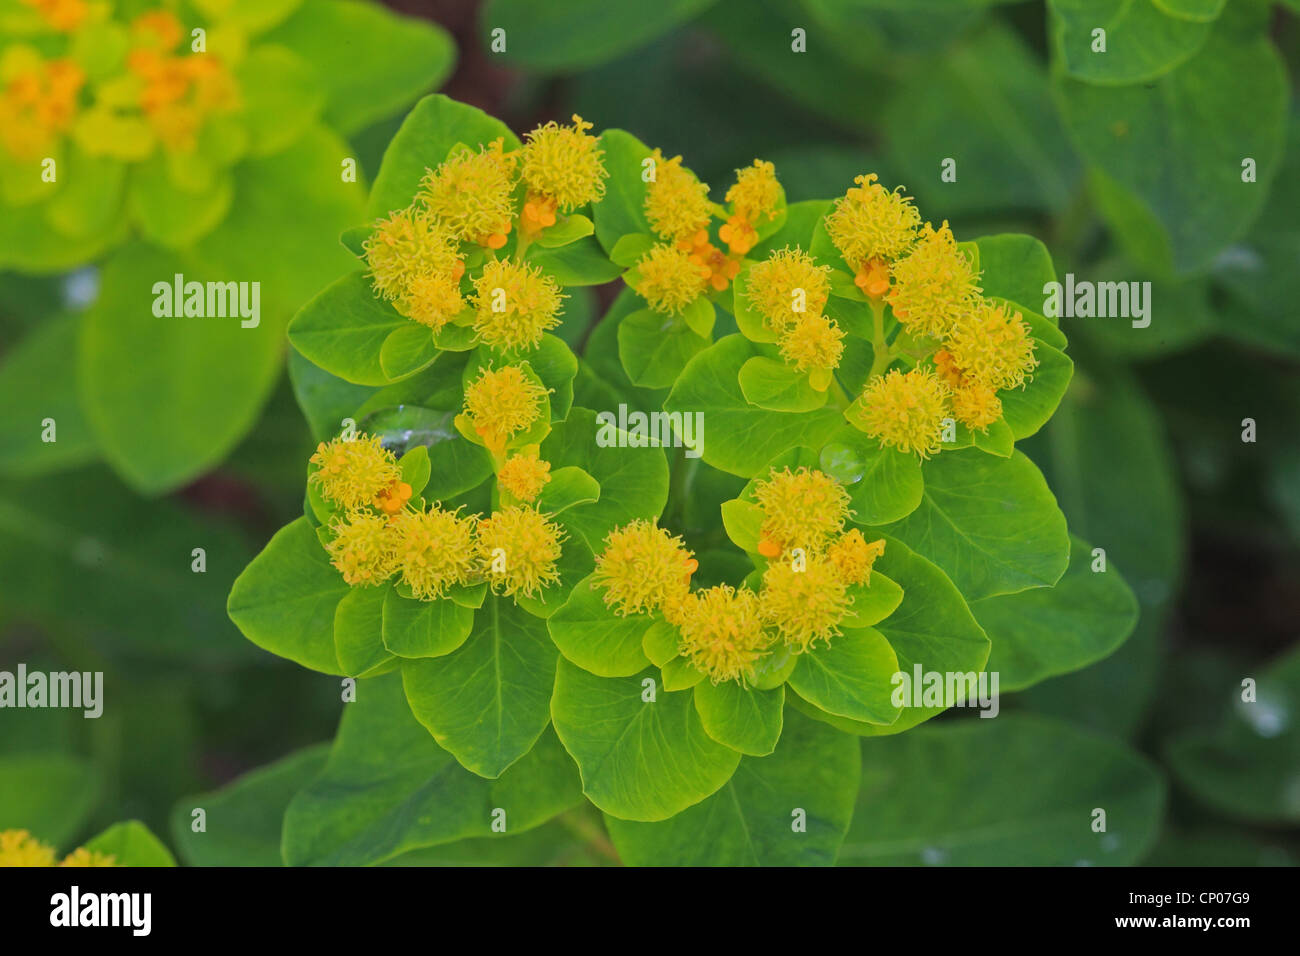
228,93,1138,866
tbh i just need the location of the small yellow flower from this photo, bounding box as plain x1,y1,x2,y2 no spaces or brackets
497,453,552,503
675,585,772,684
325,512,398,587
472,258,565,351
405,271,465,332
364,207,464,306
591,520,698,617
752,466,850,554
634,243,708,315
21,0,89,32
644,149,712,245
391,506,478,601
60,848,117,867
950,381,1003,432
887,221,981,340
519,114,607,213
744,247,831,333
760,553,850,651
824,173,920,272
477,505,564,599
0,55,85,160
462,365,548,453
853,367,951,458
309,435,402,511
778,312,844,373
373,479,413,516
418,138,518,245
719,160,781,255
944,299,1038,391
826,529,886,586
0,829,57,867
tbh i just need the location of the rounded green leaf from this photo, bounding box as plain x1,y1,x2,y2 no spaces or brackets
606,706,859,865
334,582,395,677
0,753,100,848
381,588,474,659
821,429,924,526
591,128,653,253
227,517,347,675
617,308,710,389
379,323,439,381
1048,0,1210,85
81,821,176,867
289,272,406,386
551,659,741,821
788,628,901,726
738,356,827,412
839,714,1165,865
236,44,324,157
548,576,652,677
401,595,558,777
693,680,784,756
536,465,599,514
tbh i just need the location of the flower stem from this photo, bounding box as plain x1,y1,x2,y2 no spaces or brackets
867,296,893,380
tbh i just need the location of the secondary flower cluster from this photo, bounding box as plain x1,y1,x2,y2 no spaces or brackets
744,246,843,386
822,176,1038,456
633,155,782,315
0,6,238,163
309,425,564,604
590,467,885,685
0,829,115,867
362,116,608,351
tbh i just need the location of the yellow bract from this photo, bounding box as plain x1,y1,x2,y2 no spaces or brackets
675,585,772,685
364,207,463,307
497,453,551,503
887,220,981,340
418,138,518,244
477,505,564,599
520,114,607,212
0,53,84,160
826,529,886,586
462,364,548,452
752,466,849,553
0,829,57,866
854,367,951,459
472,257,565,350
760,553,850,651
726,159,781,227
22,0,89,32
591,520,697,617
824,173,921,270
324,512,397,587
944,299,1038,391
406,270,465,332
634,242,707,315
309,435,402,512
392,506,478,601
778,312,844,373
951,381,1002,431
644,149,712,245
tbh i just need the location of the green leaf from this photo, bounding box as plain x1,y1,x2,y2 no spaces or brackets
975,535,1138,692
1055,27,1287,273
46,147,128,240
0,314,98,477
227,517,347,675
738,356,826,412
0,188,128,273
536,465,599,514
788,628,901,726
692,681,784,756
661,656,706,691
591,129,654,253
267,0,455,135
401,595,558,777
539,408,670,552
882,449,1069,601
843,572,904,629
605,706,859,865
193,0,303,33
527,235,623,286
128,154,232,247
609,232,655,266
548,576,653,677
839,714,1165,865
282,672,581,865
82,821,176,867
820,428,923,526
731,263,778,343
289,271,407,386
236,44,325,157
999,332,1073,441
665,335,842,478
551,660,741,821
381,589,474,659
0,753,100,848
535,213,595,248
1048,0,1211,85
399,445,431,496
367,94,521,218
78,243,282,494
333,583,396,677
171,744,330,866
642,619,680,667
481,0,718,71
1165,644,1300,824
379,323,439,381
617,308,710,389
973,234,1057,316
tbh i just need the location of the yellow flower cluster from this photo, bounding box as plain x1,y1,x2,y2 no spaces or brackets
824,174,921,295
308,431,566,606
589,466,885,684
745,246,843,378
634,243,709,315
0,829,116,867
0,51,84,160
364,116,607,349
720,159,781,256
461,364,549,454
497,451,551,503
21,0,88,33
887,221,981,340
853,367,951,458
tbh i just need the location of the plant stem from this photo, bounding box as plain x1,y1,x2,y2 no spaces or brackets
867,296,894,380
